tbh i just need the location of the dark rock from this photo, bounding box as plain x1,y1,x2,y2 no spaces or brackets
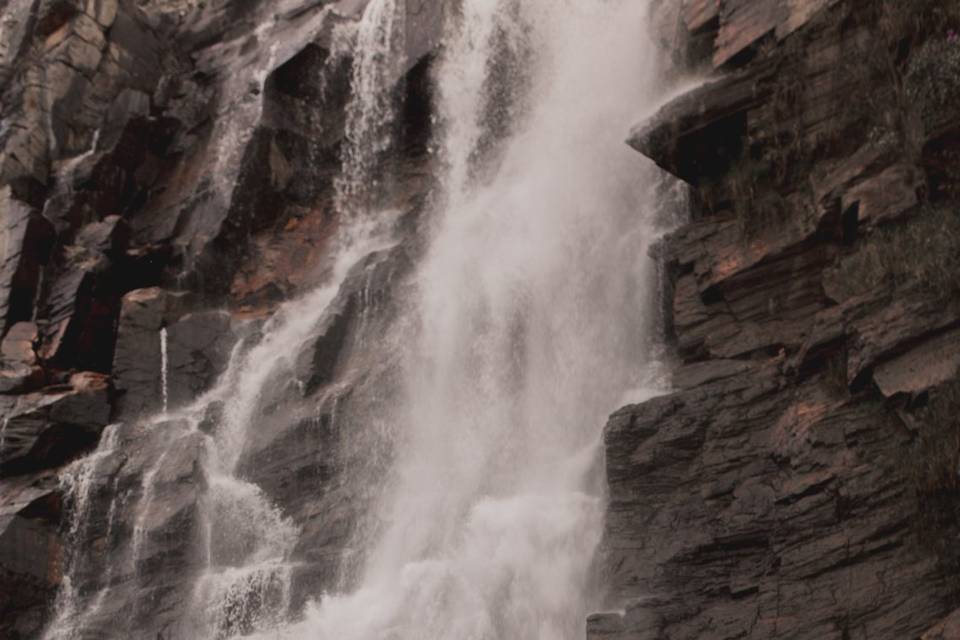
0,372,110,477
111,287,187,420
0,473,62,640
597,363,952,640
165,310,235,408
628,71,758,185
0,189,55,331
923,608,960,639
596,1,960,637
36,216,126,372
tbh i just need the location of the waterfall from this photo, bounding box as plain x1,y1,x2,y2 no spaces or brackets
40,0,668,638
258,1,666,638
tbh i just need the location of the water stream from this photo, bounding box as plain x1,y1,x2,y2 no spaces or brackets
335,0,407,214
160,327,169,416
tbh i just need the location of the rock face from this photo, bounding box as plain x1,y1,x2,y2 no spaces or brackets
591,0,960,638
0,0,443,636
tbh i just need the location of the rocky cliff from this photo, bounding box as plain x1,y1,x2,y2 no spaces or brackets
0,0,444,636
591,1,960,638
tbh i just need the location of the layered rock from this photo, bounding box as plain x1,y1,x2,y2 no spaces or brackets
592,0,960,637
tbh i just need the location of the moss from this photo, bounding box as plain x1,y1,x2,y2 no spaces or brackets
831,205,960,300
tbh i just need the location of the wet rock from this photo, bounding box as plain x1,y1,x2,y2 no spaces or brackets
111,287,186,419
36,217,126,373
0,474,62,640
0,322,43,394
0,372,110,477
197,400,223,435
166,310,235,407
113,288,236,420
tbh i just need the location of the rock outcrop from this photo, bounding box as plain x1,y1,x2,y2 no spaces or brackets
591,1,960,638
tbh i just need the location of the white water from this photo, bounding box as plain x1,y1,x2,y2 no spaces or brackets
43,425,123,640
335,0,406,214
261,0,666,638
186,215,396,638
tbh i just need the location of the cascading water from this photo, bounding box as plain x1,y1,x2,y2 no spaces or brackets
335,0,407,213
184,223,383,638
41,2,416,638
42,0,669,638
43,425,123,639
259,0,667,638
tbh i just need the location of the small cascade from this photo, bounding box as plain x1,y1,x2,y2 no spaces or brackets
42,425,122,640
183,213,397,637
335,0,407,214
160,326,169,416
